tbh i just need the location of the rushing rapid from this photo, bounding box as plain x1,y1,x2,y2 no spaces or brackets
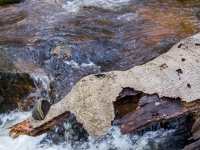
0,110,187,150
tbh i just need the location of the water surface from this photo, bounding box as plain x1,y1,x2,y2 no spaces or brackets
0,0,200,149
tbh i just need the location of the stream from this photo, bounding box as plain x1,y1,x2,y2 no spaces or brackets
0,0,200,149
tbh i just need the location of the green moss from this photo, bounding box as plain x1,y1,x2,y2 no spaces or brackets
0,0,23,5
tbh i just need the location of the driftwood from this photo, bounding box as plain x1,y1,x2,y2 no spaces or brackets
9,111,70,138
8,32,200,150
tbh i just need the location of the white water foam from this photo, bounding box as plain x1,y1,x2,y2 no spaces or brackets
62,0,130,13
0,111,46,150
0,110,177,150
64,60,101,71
117,13,138,22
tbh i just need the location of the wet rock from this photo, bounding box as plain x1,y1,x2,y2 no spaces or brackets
50,45,72,59
0,70,36,113
0,0,23,5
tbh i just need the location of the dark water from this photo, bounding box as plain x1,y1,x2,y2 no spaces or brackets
0,0,200,149
1,0,200,102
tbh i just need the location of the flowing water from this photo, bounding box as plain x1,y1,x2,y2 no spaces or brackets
0,111,192,150
1,0,200,149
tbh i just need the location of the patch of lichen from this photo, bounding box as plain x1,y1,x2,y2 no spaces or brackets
0,70,36,113
0,0,23,5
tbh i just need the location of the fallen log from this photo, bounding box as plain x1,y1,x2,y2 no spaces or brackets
8,32,200,143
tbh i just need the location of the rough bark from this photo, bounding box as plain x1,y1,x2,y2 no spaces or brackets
8,33,200,140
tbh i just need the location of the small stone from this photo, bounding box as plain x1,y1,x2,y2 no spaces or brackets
32,98,51,120
50,45,72,59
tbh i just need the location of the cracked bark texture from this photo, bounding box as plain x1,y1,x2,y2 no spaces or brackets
26,33,200,138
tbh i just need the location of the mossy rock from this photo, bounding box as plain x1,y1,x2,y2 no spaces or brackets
0,70,36,113
0,0,23,5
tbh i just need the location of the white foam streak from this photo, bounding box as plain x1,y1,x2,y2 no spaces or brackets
62,0,130,13
0,111,176,150
117,13,138,21
64,60,100,70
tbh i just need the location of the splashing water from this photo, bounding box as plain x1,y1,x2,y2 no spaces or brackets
0,111,46,150
0,110,186,150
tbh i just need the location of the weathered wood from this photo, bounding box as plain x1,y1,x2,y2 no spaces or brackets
191,117,200,136
183,139,200,150
116,96,190,134
9,111,70,138
189,132,200,141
